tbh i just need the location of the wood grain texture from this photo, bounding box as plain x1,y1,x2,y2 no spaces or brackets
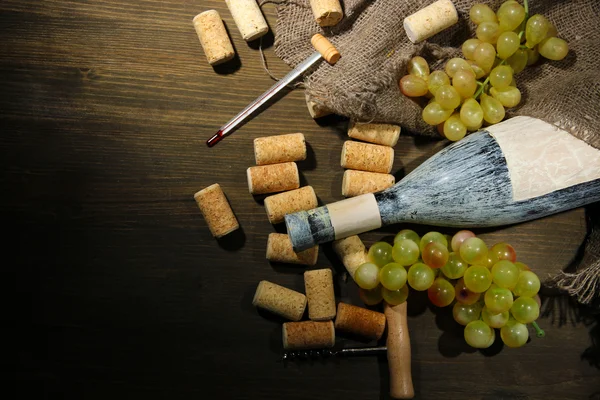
4,1,598,399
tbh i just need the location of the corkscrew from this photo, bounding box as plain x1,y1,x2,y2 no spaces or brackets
282,346,387,362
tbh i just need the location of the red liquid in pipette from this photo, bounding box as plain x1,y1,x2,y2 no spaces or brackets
206,130,224,147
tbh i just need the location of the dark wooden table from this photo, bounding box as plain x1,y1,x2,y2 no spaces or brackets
5,1,599,399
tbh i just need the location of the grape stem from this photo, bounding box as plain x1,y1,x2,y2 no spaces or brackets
531,321,545,338
524,0,529,19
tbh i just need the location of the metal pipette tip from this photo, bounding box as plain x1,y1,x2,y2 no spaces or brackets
282,346,387,362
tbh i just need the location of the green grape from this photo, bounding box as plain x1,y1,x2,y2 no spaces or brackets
510,296,540,324
453,302,482,326
451,230,476,253
464,320,494,349
422,241,450,269
515,262,531,271
460,98,484,131
359,285,383,305
427,70,451,96
452,69,477,98
497,0,519,15
428,277,455,307
435,85,461,110
422,101,453,125
469,3,497,24
513,271,541,297
399,75,429,97
368,241,393,267
489,66,513,89
545,22,558,39
394,229,420,246
507,49,527,74
443,234,453,251
354,262,381,290
455,278,481,305
407,56,430,80
526,14,550,48
496,31,520,59
526,46,540,66
497,2,525,32
476,21,501,44
407,262,435,291
473,42,496,73
491,260,520,289
392,239,420,266
489,242,517,263
490,86,521,108
538,37,569,61
380,262,408,290
467,60,487,79
443,113,467,142
462,38,482,60
441,252,468,279
500,319,529,348
484,284,514,313
382,285,409,305
480,94,505,124
464,265,493,293
420,231,448,253
533,294,542,309
459,237,489,265
444,58,472,78
481,305,509,328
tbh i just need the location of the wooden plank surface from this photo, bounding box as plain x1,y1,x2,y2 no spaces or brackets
4,1,598,399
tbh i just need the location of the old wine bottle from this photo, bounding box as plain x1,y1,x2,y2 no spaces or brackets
286,117,600,251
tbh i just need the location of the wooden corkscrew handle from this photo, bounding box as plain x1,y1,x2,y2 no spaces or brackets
384,302,414,399
311,34,341,65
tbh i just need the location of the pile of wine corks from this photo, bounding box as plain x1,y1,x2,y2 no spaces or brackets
248,133,320,266
253,270,387,350
340,122,401,197
193,0,343,66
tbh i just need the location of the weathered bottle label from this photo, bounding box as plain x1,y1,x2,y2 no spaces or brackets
327,193,382,239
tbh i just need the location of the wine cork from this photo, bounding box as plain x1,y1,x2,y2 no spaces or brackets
304,269,336,321
342,170,395,197
282,320,335,350
335,302,387,340
225,0,269,41
264,186,318,224
193,184,239,238
348,121,401,147
403,0,459,43
306,93,333,119
252,280,307,321
311,34,341,65
254,133,307,166
309,0,343,27
332,235,368,278
247,162,300,195
266,233,319,266
341,141,395,174
192,11,235,66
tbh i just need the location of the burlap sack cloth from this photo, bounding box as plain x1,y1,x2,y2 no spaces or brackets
270,0,600,306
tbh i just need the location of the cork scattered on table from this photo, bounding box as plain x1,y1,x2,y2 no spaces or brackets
304,269,336,321
266,233,319,266
311,34,341,65
252,280,307,321
342,170,395,197
309,0,344,27
348,121,401,147
254,133,307,166
334,302,387,340
403,0,458,43
192,10,235,66
193,183,239,238
306,93,333,119
264,186,318,224
282,320,335,350
225,0,269,41
247,162,300,195
341,141,395,174
332,235,368,278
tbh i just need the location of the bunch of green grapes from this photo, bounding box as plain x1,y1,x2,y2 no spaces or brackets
354,228,544,349
399,0,569,142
